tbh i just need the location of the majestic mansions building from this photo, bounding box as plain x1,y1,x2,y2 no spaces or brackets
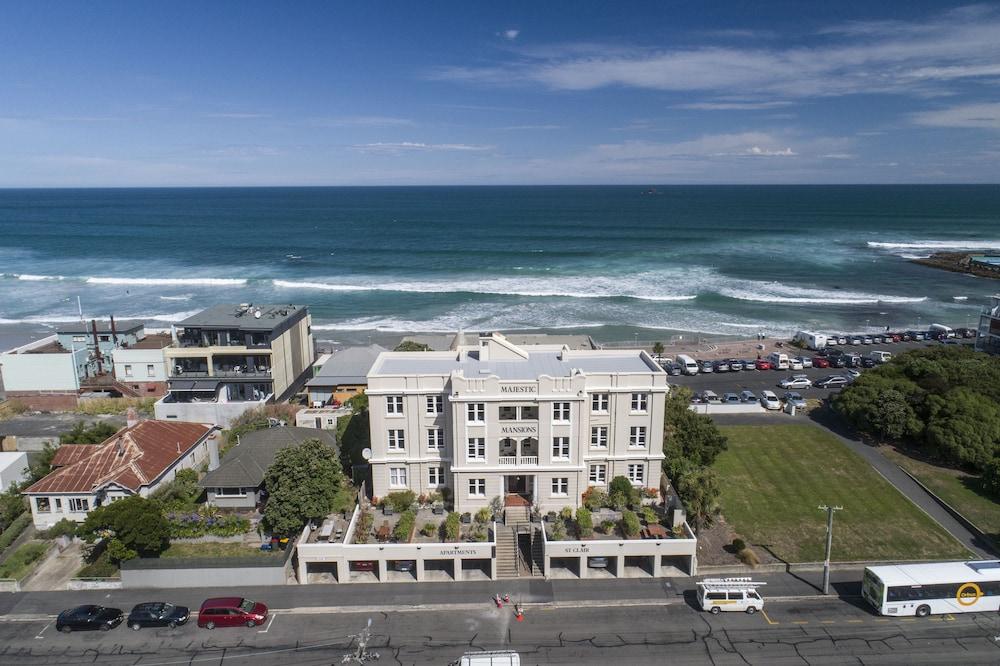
367,332,668,512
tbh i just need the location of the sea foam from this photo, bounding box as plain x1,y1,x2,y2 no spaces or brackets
86,277,247,286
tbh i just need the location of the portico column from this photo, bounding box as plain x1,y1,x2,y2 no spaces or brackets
377,558,388,582
416,557,425,581
578,556,587,578
453,557,463,581
614,555,624,578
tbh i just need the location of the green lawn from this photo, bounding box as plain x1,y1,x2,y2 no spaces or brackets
880,447,1000,544
0,541,49,580
161,541,272,559
713,425,972,563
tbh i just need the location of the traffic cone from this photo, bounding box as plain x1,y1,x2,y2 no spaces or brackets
514,603,524,622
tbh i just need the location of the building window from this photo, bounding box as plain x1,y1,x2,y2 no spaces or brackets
72,335,86,343
386,396,404,415
54,498,62,510
591,393,609,413
35,497,51,513
426,428,444,451
467,437,486,460
467,402,485,423
469,478,486,497
627,463,645,485
387,429,405,450
589,464,607,485
552,402,570,422
216,487,246,497
68,498,90,512
551,477,568,496
389,467,408,488
426,395,443,415
146,364,156,377
590,426,608,448
551,436,570,460
629,426,647,448
631,393,648,412
429,467,444,487
123,364,133,377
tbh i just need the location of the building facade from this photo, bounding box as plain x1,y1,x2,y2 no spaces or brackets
367,332,668,512
305,344,386,406
111,333,172,397
976,294,1000,355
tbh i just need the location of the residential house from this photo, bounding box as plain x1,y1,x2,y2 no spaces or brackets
305,344,386,406
977,294,1000,354
111,333,172,397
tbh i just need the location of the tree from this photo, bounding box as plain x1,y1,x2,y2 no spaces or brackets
0,482,27,531
150,468,202,510
982,458,1000,500
925,389,1000,470
346,391,369,414
662,387,728,478
652,342,665,356
79,496,170,558
608,475,637,509
263,439,351,536
60,420,120,444
28,442,58,482
675,467,722,533
393,341,432,352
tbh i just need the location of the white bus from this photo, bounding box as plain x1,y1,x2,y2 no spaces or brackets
862,560,1000,617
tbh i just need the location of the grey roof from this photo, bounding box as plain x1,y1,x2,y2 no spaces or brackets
178,304,307,331
452,332,597,350
56,320,144,335
306,345,387,387
199,426,337,489
374,350,658,380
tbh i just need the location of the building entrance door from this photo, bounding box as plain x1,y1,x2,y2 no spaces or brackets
504,475,532,506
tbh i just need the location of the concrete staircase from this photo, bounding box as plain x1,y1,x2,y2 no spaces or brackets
495,526,519,579
530,526,545,577
504,505,530,528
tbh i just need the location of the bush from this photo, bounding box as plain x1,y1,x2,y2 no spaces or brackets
443,512,461,541
393,509,416,542
76,552,119,578
640,506,658,524
73,397,156,416
575,507,593,538
166,509,251,539
40,518,78,540
150,468,202,511
609,476,634,502
621,510,641,537
60,420,120,444
384,490,417,513
0,483,27,530
732,538,747,553
559,506,573,520
474,507,492,524
354,509,373,544
599,519,617,535
983,457,1000,499
550,519,566,541
0,513,32,554
582,487,608,511
420,522,437,537
0,542,48,579
737,547,761,567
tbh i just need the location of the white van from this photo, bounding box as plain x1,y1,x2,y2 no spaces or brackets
868,350,892,364
928,323,954,338
697,578,766,615
767,352,789,370
793,331,827,351
676,354,699,376
452,651,520,666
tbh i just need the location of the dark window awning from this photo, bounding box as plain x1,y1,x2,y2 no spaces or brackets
170,380,220,391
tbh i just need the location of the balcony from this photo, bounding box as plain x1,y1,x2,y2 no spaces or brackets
499,456,539,466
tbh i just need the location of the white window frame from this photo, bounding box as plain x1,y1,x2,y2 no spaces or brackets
426,428,444,451
552,402,570,422
216,487,247,497
467,402,485,423
631,393,648,412
591,393,609,413
629,426,647,448
551,477,569,497
387,429,406,451
627,463,645,485
54,498,62,510
123,364,133,377
68,498,90,512
590,426,608,448
467,437,486,461
35,497,51,513
386,395,404,415
469,478,486,497
389,466,408,488
589,464,607,485
428,467,444,487
146,363,156,378
426,395,443,415
551,436,570,460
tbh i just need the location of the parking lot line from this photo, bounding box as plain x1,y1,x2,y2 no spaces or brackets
258,613,277,633
760,610,779,625
35,620,53,639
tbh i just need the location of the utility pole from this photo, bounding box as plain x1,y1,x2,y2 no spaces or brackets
818,505,843,595
341,618,379,663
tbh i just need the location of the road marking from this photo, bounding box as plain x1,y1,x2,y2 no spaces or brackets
820,620,836,624
945,614,955,622
874,619,890,623
792,620,808,625
846,619,863,624
761,610,778,625
35,620,53,639
258,613,277,634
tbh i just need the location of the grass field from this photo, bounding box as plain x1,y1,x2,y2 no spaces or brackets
161,541,272,559
713,425,973,563
880,447,1000,544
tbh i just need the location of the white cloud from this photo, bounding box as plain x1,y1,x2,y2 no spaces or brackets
675,101,794,111
495,124,562,131
203,112,271,119
350,141,493,153
503,29,520,41
911,102,1000,129
742,146,796,156
314,116,415,127
821,153,856,159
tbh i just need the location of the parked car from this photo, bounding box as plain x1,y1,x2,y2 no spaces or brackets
844,368,861,380
779,376,812,389
906,330,925,341
843,354,862,368
741,359,758,371
197,598,268,630
56,605,124,633
837,335,848,345
727,359,744,371
698,359,714,373
861,357,877,368
812,356,830,368
828,355,847,368
755,358,772,370
666,363,682,376
797,356,813,368
788,357,804,371
739,390,758,404
350,560,376,572
713,359,730,372
848,335,863,345
588,556,610,568
392,560,416,573
783,392,807,408
699,390,721,404
127,602,190,631
722,393,741,404
815,375,849,389
760,390,781,410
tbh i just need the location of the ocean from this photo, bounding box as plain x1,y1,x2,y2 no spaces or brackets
0,185,997,347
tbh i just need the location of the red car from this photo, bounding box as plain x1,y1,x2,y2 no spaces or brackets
197,597,268,629
754,359,772,371
812,356,830,368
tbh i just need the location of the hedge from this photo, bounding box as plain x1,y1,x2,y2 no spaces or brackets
0,513,32,555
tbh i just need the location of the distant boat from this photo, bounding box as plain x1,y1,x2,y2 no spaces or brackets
642,187,663,195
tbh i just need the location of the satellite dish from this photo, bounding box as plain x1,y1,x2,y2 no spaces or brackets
254,309,262,319
362,448,372,461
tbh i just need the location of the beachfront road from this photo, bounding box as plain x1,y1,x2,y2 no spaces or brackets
3,596,999,665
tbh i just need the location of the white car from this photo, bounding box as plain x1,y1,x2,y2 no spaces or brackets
779,376,813,389
760,390,781,410
788,358,804,370
797,356,813,368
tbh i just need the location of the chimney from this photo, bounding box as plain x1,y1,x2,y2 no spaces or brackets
125,406,139,428
115,437,124,457
207,434,220,471
109,315,119,345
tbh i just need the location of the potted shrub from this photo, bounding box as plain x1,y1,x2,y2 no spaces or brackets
576,507,593,538
432,501,445,515
443,512,461,541
420,522,437,537
475,507,491,524
600,519,617,535
460,512,472,524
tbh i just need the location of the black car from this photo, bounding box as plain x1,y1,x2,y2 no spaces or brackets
815,375,849,389
56,605,124,633
127,602,190,630
860,357,878,368
828,355,847,368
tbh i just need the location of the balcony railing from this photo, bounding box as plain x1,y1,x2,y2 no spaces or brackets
499,455,539,466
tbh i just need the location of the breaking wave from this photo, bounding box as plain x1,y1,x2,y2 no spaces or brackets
86,277,248,286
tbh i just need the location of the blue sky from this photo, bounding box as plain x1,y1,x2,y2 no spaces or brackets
2,1,999,186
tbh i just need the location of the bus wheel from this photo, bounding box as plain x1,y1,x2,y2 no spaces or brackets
745,606,757,615
915,605,930,618
710,607,721,615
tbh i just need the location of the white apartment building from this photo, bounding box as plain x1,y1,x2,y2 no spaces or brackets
367,332,668,513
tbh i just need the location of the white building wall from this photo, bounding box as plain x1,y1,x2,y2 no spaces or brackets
112,348,168,382
0,452,29,492
0,345,83,391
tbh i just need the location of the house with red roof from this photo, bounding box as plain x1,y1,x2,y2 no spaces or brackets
22,419,219,528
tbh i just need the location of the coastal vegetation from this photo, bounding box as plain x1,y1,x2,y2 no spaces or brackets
393,341,432,352
59,420,119,444
713,425,971,562
72,397,156,416
262,438,353,537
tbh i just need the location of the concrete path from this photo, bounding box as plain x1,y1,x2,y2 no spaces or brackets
19,541,82,592
711,411,999,559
